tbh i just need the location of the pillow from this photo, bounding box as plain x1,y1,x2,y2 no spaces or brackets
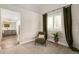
38,35,44,38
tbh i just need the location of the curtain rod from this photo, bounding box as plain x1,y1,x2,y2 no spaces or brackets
45,4,72,14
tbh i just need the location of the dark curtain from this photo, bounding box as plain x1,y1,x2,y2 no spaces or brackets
43,13,47,40
63,5,79,51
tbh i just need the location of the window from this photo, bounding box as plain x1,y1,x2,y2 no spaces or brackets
54,14,62,30
47,15,53,30
47,12,62,31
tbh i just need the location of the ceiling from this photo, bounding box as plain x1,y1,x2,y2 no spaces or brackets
15,4,41,13
0,4,68,14
15,4,67,14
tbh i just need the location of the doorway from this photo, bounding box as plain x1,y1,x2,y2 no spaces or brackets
1,8,21,49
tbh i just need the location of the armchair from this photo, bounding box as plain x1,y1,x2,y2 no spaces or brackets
35,32,46,46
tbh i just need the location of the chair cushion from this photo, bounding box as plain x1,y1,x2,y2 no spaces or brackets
38,35,44,38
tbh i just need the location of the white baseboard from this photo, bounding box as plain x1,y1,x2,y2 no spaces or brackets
19,39,34,45
48,39,68,47
58,41,68,47
19,38,68,47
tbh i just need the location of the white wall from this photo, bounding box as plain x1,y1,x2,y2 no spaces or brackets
9,22,16,30
19,10,41,43
0,4,41,43
72,4,79,49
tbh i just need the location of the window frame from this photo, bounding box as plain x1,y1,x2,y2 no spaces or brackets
47,9,63,32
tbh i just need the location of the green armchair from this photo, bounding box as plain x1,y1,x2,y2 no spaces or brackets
35,32,46,46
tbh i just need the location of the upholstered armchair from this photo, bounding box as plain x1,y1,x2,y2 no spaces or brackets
35,32,46,46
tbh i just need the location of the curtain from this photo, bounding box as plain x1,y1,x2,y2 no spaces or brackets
43,13,47,40
63,5,79,51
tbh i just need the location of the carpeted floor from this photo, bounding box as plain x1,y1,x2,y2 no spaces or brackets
0,36,78,54
1,36,17,49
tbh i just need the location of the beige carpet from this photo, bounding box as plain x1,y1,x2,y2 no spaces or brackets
0,37,78,54
1,36,17,49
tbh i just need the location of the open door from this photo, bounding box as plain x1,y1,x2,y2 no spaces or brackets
0,8,21,49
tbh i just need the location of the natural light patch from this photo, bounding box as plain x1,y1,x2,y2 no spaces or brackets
54,14,62,30
47,15,53,31
47,13,62,31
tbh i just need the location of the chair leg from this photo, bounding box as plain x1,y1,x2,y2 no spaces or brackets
45,41,46,47
35,41,36,45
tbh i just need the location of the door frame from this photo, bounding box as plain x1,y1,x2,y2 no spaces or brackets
0,8,21,43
